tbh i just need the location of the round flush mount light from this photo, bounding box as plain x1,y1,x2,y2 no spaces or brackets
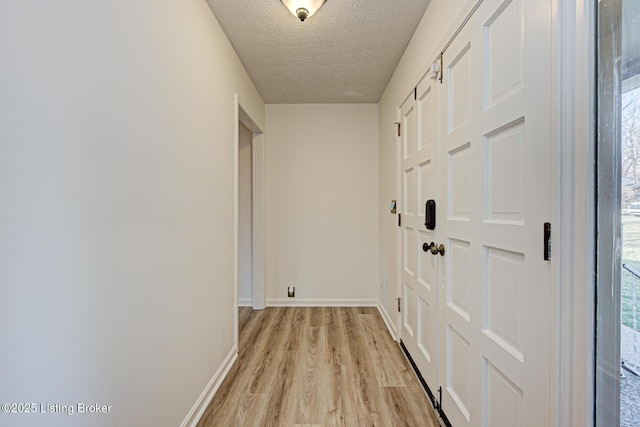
281,0,327,22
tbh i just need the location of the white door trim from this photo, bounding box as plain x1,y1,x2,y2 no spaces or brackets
234,95,265,352
251,133,265,310
395,103,403,342
238,96,265,311
552,1,596,426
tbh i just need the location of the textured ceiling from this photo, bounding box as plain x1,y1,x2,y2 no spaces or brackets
205,0,431,103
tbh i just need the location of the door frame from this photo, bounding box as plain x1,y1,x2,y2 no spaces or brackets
233,94,265,349
395,91,417,343
395,99,403,341
552,1,596,426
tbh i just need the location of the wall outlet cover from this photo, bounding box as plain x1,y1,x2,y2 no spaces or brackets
287,286,295,297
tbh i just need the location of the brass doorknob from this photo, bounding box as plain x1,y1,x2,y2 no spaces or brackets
423,242,445,256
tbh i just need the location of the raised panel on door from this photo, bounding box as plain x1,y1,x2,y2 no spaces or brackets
403,225,417,338
436,0,552,425
447,324,472,422
399,77,440,398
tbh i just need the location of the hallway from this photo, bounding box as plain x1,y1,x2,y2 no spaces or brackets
0,1,598,425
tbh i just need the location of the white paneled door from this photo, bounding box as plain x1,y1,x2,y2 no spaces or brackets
400,76,440,399
399,0,552,425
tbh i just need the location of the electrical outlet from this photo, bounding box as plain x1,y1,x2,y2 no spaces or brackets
287,286,295,298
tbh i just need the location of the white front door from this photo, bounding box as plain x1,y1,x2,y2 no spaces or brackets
436,0,552,425
399,75,440,399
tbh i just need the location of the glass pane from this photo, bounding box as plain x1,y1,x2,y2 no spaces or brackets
596,0,621,424
598,0,640,425
621,2,640,424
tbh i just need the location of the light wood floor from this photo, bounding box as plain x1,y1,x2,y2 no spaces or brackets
197,306,440,427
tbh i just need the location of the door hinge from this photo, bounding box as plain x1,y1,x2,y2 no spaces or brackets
544,222,551,261
437,386,442,409
398,213,401,227
396,297,401,313
414,87,417,100
395,122,401,137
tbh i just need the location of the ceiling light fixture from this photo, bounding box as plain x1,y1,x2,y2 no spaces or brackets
281,0,326,22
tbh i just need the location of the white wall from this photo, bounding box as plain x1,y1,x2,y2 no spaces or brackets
238,123,253,305
0,1,264,426
377,0,474,331
265,104,379,304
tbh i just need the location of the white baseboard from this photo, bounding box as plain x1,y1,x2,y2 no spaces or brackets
180,346,238,427
377,301,398,341
238,298,252,307
266,298,378,307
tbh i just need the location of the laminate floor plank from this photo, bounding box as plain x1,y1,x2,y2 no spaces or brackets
237,393,269,427
338,307,394,426
246,313,294,394
296,321,322,425
324,307,348,367
239,306,253,332
381,386,437,427
318,363,345,427
260,350,299,426
198,307,439,427
359,313,407,387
